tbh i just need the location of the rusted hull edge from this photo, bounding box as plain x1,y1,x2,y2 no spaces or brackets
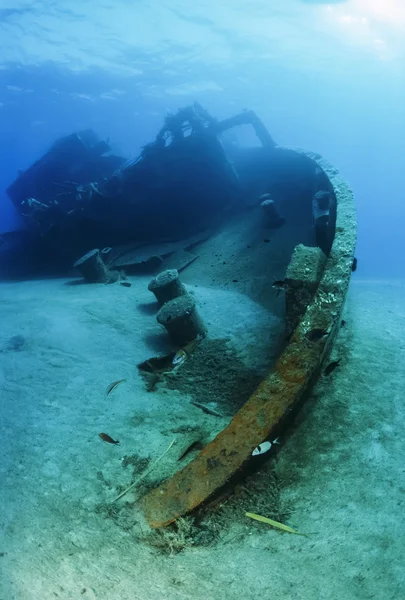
141,148,358,528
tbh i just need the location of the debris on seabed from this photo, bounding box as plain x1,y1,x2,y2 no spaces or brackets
245,512,308,536
112,438,176,503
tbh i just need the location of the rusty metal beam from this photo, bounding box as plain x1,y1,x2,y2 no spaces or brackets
141,148,357,528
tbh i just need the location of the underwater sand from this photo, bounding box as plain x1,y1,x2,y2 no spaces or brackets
0,277,404,599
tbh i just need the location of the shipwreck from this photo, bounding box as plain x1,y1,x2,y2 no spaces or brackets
2,103,357,527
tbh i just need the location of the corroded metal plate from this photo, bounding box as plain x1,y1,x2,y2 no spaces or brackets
141,148,357,528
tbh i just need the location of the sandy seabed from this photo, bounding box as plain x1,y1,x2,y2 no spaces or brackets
0,276,404,600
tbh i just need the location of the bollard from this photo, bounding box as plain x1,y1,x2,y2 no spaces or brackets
148,269,187,306
73,249,120,284
156,295,206,345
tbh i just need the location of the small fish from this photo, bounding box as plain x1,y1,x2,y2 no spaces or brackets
172,349,187,366
306,328,329,342
341,319,346,327
324,359,341,376
352,257,358,272
99,432,120,445
105,378,126,397
252,441,272,456
120,281,132,288
263,239,270,243
191,401,223,417
252,437,280,456
245,512,307,536
272,279,286,297
173,338,202,366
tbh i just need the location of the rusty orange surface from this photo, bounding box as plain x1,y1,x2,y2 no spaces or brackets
140,148,357,528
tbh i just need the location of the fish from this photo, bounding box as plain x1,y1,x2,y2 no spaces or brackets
120,281,132,288
172,338,202,367
172,349,187,366
245,512,308,536
105,378,127,397
190,401,223,417
352,257,358,272
324,359,341,376
99,432,120,445
305,327,329,342
340,319,346,327
252,441,272,456
252,437,280,456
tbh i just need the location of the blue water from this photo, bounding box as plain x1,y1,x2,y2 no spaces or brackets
1,0,404,277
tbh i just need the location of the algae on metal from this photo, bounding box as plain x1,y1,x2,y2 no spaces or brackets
141,148,357,528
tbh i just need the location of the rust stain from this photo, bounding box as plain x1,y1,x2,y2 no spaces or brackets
140,149,357,529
